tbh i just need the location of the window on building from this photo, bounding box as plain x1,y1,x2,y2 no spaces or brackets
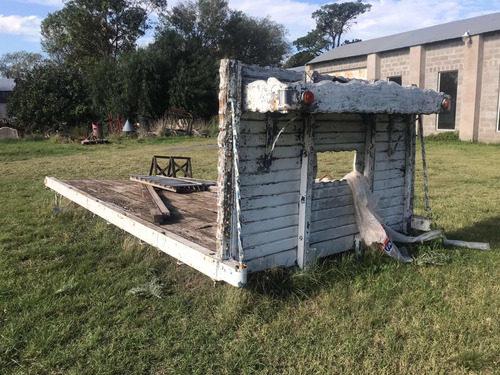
388,76,402,85
0,91,10,104
497,90,500,132
437,70,458,130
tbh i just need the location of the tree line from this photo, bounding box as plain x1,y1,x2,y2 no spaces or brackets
1,0,370,134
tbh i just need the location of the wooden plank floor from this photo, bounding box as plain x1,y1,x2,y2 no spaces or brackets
61,179,218,251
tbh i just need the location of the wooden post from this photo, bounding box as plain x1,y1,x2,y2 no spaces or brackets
403,115,416,233
363,114,376,190
297,115,315,269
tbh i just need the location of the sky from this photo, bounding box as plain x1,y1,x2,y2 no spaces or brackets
1,0,500,56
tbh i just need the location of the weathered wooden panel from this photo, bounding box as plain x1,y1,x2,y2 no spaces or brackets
239,158,301,174
375,150,406,163
315,125,367,135
245,238,297,260
240,180,300,197
373,177,405,191
239,145,302,161
314,132,366,145
311,194,354,211
377,196,404,209
311,205,355,222
243,226,298,248
246,248,297,272
315,143,363,153
375,205,404,220
240,133,301,148
240,169,301,186
311,182,351,199
242,215,300,235
374,158,406,172
310,224,358,244
312,235,356,257
310,214,356,233
241,192,298,210
241,203,298,223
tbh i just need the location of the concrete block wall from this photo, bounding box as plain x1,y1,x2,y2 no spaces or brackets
306,56,367,76
422,40,464,135
478,33,500,143
307,31,500,142
379,49,410,85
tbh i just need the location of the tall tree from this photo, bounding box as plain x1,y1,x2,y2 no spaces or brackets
285,1,371,68
7,63,92,134
0,51,44,78
155,0,290,117
313,0,371,49
41,0,167,69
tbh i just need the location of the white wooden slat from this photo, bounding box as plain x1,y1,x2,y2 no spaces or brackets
314,122,366,133
314,132,366,144
376,205,404,220
240,112,267,121
373,186,404,200
240,169,301,186
375,141,406,153
375,121,407,132
313,113,362,122
242,214,300,235
312,183,351,199
315,143,363,153
375,150,406,163
239,158,301,174
241,180,300,197
241,204,298,223
311,194,354,211
310,224,358,244
311,205,355,222
246,248,297,273
310,214,356,233
375,158,405,172
239,121,266,134
240,133,300,148
243,226,298,248
311,235,356,257
241,192,298,210
377,196,404,209
373,169,405,181
373,177,405,191
238,145,302,161
375,131,405,142
383,214,404,227
245,238,297,260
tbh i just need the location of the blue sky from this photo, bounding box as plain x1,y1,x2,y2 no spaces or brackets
1,0,500,56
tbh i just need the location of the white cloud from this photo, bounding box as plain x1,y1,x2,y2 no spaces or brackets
13,0,63,6
0,14,42,37
229,0,500,44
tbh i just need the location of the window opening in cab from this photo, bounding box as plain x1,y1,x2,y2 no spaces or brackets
314,151,357,182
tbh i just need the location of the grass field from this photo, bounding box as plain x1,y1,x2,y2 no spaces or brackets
0,135,499,374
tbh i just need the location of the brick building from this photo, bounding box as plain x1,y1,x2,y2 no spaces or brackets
306,12,500,143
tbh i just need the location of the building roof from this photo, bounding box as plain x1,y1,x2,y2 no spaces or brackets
0,78,15,91
308,12,500,65
287,65,305,72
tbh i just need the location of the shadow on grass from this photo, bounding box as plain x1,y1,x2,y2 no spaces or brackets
245,251,394,301
444,215,500,249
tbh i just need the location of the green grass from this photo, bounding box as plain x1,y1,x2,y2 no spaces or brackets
0,136,499,374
